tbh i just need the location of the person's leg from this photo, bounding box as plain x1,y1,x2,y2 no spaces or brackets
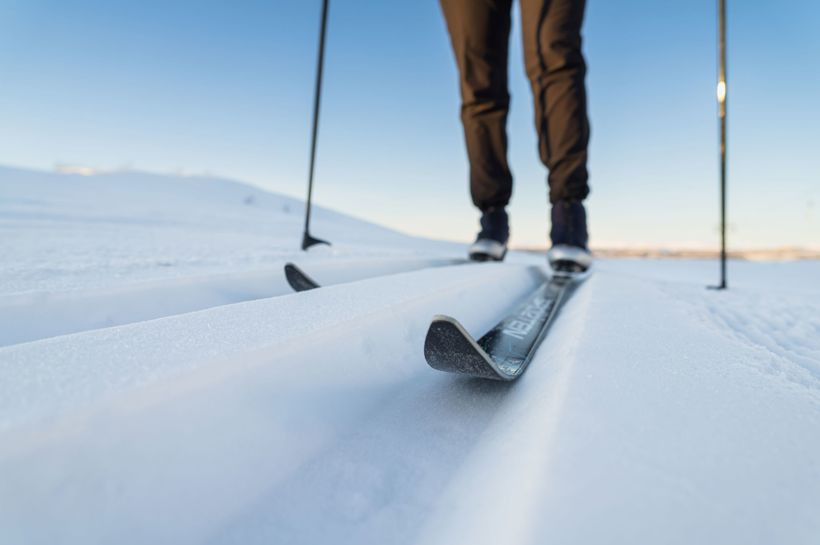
521,0,591,271
440,0,514,212
520,0,589,205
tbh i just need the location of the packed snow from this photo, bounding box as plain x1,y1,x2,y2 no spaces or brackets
1,166,818,544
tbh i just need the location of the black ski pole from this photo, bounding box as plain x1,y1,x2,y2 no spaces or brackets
301,0,331,250
710,0,728,289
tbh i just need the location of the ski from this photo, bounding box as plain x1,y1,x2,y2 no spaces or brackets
284,263,321,291
424,271,587,381
284,258,470,293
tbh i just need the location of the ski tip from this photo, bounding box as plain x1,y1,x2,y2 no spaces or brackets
423,315,463,365
430,314,459,324
284,263,321,292
424,316,510,381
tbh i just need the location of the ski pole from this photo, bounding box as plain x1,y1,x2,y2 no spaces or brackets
301,0,331,250
710,0,728,289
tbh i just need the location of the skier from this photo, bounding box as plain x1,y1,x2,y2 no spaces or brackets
440,0,592,272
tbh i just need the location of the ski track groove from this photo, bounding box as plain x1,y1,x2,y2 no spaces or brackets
0,256,475,348
0,263,551,545
0,263,543,434
414,267,595,545
210,375,515,545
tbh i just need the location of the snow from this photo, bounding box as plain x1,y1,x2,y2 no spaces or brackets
1,165,819,544
0,165,460,345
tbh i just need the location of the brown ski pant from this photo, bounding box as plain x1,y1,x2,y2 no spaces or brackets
440,0,590,210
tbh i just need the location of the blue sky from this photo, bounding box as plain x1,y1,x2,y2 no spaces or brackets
1,0,818,249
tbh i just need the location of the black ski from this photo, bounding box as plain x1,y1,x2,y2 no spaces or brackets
284,263,321,292
424,271,587,381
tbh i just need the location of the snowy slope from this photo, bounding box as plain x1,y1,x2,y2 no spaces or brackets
0,166,461,345
1,167,819,545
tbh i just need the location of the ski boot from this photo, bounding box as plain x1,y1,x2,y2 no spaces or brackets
548,200,592,274
469,207,509,262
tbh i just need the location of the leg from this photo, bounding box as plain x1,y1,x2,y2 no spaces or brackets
520,0,590,204
440,0,514,211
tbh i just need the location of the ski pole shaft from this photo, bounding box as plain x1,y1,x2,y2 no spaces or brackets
718,0,727,288
302,0,331,250
710,0,728,290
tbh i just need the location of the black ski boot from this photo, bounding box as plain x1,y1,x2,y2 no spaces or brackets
469,208,509,262
548,200,592,274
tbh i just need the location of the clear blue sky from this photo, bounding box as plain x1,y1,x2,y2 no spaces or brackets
1,0,818,249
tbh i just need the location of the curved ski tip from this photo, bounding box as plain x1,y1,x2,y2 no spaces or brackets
283,262,301,283
284,262,320,292
427,315,476,341
424,316,511,381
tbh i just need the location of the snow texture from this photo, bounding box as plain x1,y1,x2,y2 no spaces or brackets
1,166,819,544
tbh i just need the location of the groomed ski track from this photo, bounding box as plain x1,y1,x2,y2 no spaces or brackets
0,256,468,347
2,261,819,545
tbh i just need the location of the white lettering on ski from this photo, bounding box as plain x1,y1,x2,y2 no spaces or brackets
502,296,549,340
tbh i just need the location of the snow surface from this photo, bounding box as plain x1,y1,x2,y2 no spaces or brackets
0,165,460,345
1,166,819,544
